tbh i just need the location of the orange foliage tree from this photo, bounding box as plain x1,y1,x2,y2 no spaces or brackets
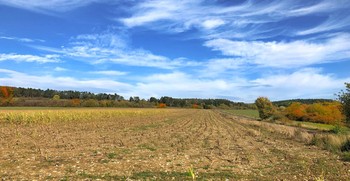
0,86,14,106
192,104,199,109
285,102,307,121
71,98,81,107
285,102,344,125
157,103,166,108
305,102,344,124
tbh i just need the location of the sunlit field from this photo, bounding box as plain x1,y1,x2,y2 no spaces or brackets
1,108,350,180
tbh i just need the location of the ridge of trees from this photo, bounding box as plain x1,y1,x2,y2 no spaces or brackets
1,86,253,109
273,99,335,107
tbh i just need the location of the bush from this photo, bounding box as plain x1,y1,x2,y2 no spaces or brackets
82,99,99,107
255,97,275,120
285,102,344,125
52,95,60,100
157,103,166,108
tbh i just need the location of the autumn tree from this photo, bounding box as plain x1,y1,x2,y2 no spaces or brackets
338,83,350,123
285,102,307,121
0,86,14,106
255,97,275,120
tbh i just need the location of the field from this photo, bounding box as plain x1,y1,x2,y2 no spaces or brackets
1,108,350,180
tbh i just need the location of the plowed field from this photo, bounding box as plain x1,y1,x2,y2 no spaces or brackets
1,108,349,180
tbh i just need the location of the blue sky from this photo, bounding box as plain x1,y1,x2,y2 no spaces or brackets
0,0,350,102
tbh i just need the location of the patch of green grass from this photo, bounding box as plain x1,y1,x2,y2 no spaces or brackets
223,109,259,119
106,152,117,159
296,121,335,131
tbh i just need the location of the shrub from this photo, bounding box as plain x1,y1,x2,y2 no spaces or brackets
71,99,81,107
157,103,166,108
52,94,60,100
255,97,275,120
285,102,344,125
82,99,99,107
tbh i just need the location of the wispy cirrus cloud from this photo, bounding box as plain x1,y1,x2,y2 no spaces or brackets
120,0,350,39
0,36,44,43
36,30,201,69
90,70,128,76
0,53,60,63
204,33,350,68
298,13,350,35
0,0,99,12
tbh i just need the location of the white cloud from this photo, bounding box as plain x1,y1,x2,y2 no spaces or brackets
54,67,68,71
0,53,60,63
204,34,350,68
0,0,98,12
90,70,127,76
198,58,245,77
249,68,350,101
202,19,225,29
1,68,349,102
0,69,131,93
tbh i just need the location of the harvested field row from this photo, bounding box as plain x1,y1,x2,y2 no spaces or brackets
0,108,349,180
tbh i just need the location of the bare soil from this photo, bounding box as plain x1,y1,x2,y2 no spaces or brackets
1,109,349,180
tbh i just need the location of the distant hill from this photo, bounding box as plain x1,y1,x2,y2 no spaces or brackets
273,99,335,107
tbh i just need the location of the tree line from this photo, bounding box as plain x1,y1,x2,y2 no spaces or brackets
0,86,253,109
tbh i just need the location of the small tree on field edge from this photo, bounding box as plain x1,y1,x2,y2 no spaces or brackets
338,83,350,123
255,97,275,120
52,94,60,100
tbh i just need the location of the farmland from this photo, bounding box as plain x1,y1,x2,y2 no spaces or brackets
1,108,350,180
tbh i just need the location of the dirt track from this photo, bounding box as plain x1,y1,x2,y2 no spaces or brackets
1,109,349,180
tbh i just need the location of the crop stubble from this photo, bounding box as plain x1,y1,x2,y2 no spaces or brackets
0,108,349,180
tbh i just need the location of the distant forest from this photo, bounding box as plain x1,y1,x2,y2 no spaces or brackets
1,86,253,109
273,99,335,107
1,86,335,109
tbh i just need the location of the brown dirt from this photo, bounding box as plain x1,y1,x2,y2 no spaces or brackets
0,108,349,180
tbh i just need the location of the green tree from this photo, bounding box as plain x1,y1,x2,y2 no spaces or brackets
255,97,275,120
338,83,350,123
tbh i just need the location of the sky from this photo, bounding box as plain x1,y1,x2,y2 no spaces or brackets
0,0,350,102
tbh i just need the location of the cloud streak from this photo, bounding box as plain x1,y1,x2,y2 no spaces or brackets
0,53,60,63
204,33,350,68
0,0,99,12
36,31,201,69
120,0,350,39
